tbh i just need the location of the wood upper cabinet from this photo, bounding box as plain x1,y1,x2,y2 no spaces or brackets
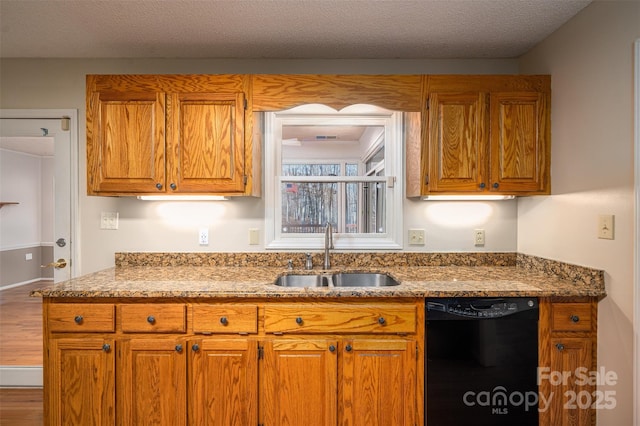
86,74,257,196
407,75,551,196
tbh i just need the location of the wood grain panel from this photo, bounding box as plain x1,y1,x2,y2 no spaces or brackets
118,339,187,426
120,304,186,333
252,74,422,111
189,338,258,425
192,305,258,334
427,92,487,192
48,338,114,426
48,303,115,333
341,339,416,426
551,303,592,332
403,111,424,197
262,339,338,426
90,74,248,94
264,304,416,334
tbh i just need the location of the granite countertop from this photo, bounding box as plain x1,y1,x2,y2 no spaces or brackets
32,252,606,299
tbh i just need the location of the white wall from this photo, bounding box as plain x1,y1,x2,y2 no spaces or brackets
0,58,519,274
518,1,639,424
0,149,42,249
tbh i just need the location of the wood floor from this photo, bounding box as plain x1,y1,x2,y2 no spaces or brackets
0,281,44,365
0,282,45,425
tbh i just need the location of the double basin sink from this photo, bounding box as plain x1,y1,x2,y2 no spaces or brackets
274,272,400,288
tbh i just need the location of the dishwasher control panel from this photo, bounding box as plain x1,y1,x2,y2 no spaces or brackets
426,298,538,319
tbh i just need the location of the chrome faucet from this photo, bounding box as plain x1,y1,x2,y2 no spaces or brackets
323,223,334,270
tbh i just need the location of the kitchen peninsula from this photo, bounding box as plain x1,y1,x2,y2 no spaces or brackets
35,252,604,425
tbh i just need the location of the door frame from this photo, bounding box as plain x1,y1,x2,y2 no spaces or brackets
633,38,640,426
0,109,80,279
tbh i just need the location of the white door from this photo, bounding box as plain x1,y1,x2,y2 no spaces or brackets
0,109,78,282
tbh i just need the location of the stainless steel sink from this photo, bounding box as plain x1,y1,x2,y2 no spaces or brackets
273,274,330,287
331,272,400,287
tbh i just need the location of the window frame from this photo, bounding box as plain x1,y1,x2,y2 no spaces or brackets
264,104,404,250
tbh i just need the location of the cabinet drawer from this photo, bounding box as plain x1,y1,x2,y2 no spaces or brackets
264,304,416,334
120,304,186,333
192,305,258,334
48,303,115,332
551,303,592,332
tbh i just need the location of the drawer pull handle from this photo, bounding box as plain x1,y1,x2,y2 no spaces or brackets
345,344,353,352
220,317,228,326
378,317,386,325
556,343,565,351
570,315,580,323
329,345,336,353
74,315,83,324
102,344,110,352
295,317,303,325
147,316,156,324
175,344,183,353
192,344,200,352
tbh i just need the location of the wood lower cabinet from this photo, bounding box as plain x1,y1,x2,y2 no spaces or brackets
118,338,187,426
47,338,115,426
189,338,258,425
539,299,597,426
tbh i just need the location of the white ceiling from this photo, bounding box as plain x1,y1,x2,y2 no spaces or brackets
0,0,592,59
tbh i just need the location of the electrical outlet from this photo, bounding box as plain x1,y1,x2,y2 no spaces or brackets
199,228,209,245
408,229,425,245
474,229,485,246
598,215,614,240
25,253,33,261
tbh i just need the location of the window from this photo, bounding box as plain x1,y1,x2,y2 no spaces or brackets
264,104,403,250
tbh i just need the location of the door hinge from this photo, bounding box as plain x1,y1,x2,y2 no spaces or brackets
426,99,430,110
243,175,248,186
258,345,264,360
244,98,248,110
425,175,429,185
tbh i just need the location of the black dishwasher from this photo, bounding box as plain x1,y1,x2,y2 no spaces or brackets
426,297,539,426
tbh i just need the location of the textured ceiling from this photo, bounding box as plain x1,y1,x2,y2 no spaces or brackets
0,0,592,59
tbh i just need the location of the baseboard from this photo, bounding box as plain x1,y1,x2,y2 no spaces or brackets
0,278,52,292
0,366,42,387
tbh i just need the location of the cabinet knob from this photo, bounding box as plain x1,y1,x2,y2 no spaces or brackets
556,343,565,351
329,345,336,353
492,182,499,189
378,317,386,325
295,317,303,325
147,315,156,324
175,344,183,353
155,183,163,190
192,344,200,352
220,317,228,326
170,183,177,190
345,344,353,352
102,343,111,352
570,315,580,323
479,182,486,189
74,315,83,324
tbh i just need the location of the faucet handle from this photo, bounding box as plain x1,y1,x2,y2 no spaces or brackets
287,259,294,270
304,253,313,270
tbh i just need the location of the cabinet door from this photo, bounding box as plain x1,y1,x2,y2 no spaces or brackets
118,339,187,426
169,92,246,193
262,339,338,426
189,338,258,425
48,338,114,426
341,339,417,426
86,89,166,194
542,338,593,426
489,92,549,193
427,92,488,192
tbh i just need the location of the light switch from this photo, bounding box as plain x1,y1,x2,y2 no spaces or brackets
249,228,260,245
598,215,614,240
